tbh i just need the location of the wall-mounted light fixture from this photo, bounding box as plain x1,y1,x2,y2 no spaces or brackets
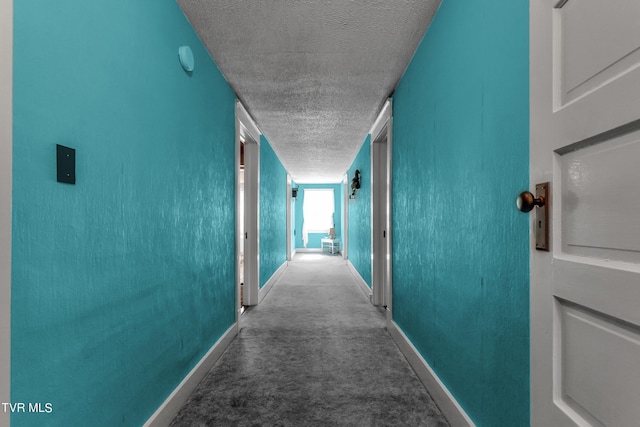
350,169,361,199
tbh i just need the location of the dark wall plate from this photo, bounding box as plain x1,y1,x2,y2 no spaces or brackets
56,144,76,184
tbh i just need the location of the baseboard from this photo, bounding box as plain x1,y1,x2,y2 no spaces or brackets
295,248,322,253
387,321,475,427
144,323,239,427
259,260,287,303
347,260,372,301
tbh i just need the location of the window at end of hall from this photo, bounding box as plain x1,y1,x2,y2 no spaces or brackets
302,188,334,246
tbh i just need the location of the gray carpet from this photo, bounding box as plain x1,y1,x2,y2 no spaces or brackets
170,253,449,427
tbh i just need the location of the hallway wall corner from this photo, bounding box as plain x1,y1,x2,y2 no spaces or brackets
388,321,475,427
347,260,372,302
143,323,239,427
259,260,288,303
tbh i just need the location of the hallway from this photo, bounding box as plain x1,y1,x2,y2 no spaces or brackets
170,254,449,426
5,1,532,425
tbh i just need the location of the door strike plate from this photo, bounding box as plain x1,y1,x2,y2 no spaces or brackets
535,182,549,251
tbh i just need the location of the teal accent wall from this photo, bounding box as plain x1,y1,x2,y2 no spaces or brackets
347,136,371,287
12,1,236,426
293,184,342,249
392,1,529,426
259,135,288,287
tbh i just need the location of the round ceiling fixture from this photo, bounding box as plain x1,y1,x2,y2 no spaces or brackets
178,46,194,72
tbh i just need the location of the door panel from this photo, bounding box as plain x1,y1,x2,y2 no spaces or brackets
531,1,640,425
558,301,640,427
557,0,640,105
554,259,640,327
561,131,640,262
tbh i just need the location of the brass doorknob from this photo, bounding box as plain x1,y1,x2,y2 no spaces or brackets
516,191,545,212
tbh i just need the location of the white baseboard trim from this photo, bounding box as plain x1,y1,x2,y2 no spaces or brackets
259,260,287,303
144,323,239,427
387,320,475,427
347,260,372,301
295,248,322,253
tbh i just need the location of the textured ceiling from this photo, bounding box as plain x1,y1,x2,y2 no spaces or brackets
178,0,441,183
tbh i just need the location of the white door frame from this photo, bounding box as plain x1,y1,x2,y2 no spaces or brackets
342,173,349,260
370,100,393,312
0,0,12,424
235,101,261,312
286,174,292,261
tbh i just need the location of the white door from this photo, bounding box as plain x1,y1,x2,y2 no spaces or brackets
236,101,260,309
530,1,640,426
0,0,12,424
242,136,259,306
343,173,349,260
286,174,292,261
371,129,387,307
370,100,392,310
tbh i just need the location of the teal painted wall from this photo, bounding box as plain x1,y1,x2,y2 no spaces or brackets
293,184,342,250
347,136,371,287
12,1,236,426
392,1,529,426
259,135,288,287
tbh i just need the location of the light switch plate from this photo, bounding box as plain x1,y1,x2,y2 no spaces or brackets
56,144,76,185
